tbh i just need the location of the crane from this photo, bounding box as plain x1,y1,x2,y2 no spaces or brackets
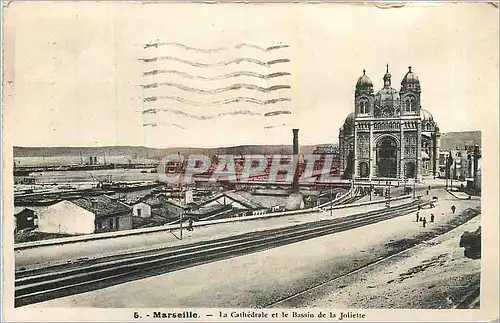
124,157,133,169
87,172,112,188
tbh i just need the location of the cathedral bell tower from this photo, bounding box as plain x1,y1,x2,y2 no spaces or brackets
400,66,421,116
354,69,375,117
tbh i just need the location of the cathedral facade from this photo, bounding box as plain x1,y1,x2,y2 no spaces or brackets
339,66,441,181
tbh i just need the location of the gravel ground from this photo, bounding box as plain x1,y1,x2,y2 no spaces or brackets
276,216,481,309
26,188,480,308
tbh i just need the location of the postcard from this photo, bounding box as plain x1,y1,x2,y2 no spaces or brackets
2,1,498,322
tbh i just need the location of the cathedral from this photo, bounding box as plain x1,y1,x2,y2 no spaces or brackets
339,65,441,181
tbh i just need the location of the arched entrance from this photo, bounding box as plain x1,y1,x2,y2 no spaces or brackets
376,137,398,178
405,162,416,178
359,162,369,178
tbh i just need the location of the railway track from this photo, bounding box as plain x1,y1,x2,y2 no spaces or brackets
318,188,362,209
266,214,481,309
15,199,431,307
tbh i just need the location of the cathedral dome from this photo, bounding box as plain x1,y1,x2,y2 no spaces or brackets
401,66,420,84
356,70,373,88
375,87,399,102
375,66,400,117
344,112,355,125
420,108,433,122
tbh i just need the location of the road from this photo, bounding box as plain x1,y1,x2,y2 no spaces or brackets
270,216,481,308
26,188,480,308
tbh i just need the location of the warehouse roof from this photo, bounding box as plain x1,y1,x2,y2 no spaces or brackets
71,195,131,218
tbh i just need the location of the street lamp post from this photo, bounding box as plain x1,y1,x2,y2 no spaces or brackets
179,212,184,240
403,164,407,194
413,177,416,198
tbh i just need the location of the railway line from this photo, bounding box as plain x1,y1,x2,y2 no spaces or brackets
267,265,480,310
318,187,363,209
266,215,481,309
15,198,432,307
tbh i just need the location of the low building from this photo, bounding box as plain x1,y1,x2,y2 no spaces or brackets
132,202,151,218
438,131,481,181
162,198,189,218
134,194,190,221
38,195,132,235
235,190,290,212
197,191,267,215
439,145,481,181
14,208,37,232
185,204,233,221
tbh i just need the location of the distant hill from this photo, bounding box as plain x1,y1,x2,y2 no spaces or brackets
13,144,335,159
14,131,481,159
440,131,481,151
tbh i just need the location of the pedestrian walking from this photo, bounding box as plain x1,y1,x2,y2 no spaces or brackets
430,214,435,223
426,190,429,195
187,218,194,231
422,217,427,228
428,185,431,191
416,212,420,222
451,205,456,214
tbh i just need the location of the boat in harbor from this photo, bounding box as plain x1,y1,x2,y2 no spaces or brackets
13,169,32,176
101,181,160,192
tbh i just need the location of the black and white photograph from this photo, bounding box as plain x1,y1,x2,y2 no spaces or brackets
1,1,499,322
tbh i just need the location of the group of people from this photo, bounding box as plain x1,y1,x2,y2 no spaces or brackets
416,212,434,227
415,205,456,228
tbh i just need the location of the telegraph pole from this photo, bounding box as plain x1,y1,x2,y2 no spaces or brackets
330,178,333,216
450,162,454,191
446,156,451,189
388,185,391,206
385,185,391,207
447,153,453,191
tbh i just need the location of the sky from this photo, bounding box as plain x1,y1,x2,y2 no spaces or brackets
3,2,499,148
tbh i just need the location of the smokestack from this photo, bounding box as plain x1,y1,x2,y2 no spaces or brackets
293,129,299,155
